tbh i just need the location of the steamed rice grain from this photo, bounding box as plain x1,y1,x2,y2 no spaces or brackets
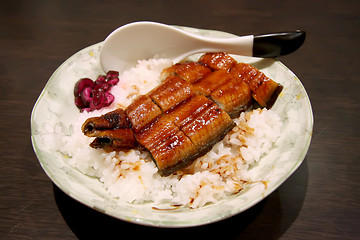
60,59,282,208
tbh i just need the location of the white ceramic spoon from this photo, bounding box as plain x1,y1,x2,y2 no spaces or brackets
100,21,305,73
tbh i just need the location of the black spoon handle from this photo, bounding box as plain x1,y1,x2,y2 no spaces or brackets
253,30,306,58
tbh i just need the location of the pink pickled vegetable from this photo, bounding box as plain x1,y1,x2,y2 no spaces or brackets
74,71,119,112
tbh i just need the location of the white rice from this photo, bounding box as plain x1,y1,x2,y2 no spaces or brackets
60,59,282,208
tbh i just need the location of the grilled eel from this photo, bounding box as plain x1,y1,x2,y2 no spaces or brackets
81,52,283,176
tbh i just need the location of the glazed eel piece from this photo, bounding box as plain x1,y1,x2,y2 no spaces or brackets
163,52,283,109
82,75,235,176
81,108,137,151
81,52,283,176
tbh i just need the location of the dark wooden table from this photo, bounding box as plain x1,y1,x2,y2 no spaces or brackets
1,0,359,239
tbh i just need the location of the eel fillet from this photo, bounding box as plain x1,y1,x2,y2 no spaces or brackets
81,52,283,176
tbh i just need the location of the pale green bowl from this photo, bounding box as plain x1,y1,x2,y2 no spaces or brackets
31,26,313,227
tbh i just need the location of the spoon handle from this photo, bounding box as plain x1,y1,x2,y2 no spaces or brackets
253,31,306,58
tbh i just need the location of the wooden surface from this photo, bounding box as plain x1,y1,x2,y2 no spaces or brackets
1,0,359,239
